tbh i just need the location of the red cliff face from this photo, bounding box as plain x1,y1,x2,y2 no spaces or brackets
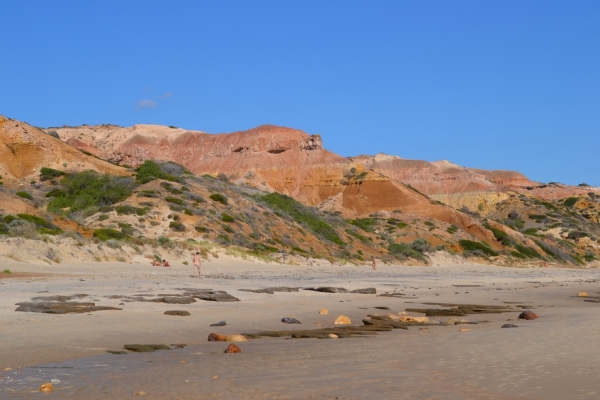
50,123,496,242
0,115,125,183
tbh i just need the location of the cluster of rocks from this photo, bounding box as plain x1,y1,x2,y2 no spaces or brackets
15,294,122,314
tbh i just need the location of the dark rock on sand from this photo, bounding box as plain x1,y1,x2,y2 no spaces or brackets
124,344,172,352
243,325,393,340
31,294,88,302
164,310,191,316
15,302,122,314
351,288,376,294
238,287,301,294
224,344,241,353
303,287,376,294
182,289,240,302
518,310,538,320
304,287,348,293
501,324,519,328
106,351,127,355
281,317,302,324
151,296,196,304
378,293,405,298
374,306,390,310
210,320,227,326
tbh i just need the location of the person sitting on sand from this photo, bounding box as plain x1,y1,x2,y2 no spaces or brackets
151,260,161,266
162,259,171,267
193,251,202,277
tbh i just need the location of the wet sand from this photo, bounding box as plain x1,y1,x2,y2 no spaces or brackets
1,256,600,399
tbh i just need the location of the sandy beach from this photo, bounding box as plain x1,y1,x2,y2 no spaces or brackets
1,255,600,399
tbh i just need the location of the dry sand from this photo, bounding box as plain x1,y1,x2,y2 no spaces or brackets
1,254,600,399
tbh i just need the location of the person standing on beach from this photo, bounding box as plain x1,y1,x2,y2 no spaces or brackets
372,257,377,270
193,252,202,277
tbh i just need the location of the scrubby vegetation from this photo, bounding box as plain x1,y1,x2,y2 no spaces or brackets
261,192,344,245
48,171,136,217
136,160,185,184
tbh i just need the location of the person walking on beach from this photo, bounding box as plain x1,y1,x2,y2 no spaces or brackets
193,251,202,277
372,257,377,271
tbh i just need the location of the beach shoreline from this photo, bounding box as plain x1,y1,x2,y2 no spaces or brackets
2,256,599,399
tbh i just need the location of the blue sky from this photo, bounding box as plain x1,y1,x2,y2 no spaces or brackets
1,1,598,185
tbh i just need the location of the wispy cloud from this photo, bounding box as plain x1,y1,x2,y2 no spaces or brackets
158,92,174,99
136,99,157,109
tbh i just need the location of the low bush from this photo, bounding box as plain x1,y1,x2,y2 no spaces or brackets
16,214,62,235
458,240,498,256
194,226,208,233
410,238,431,253
564,197,578,207
515,244,540,258
221,213,235,223
165,196,184,205
261,192,344,245
93,228,129,241
169,221,186,232
349,218,378,232
209,193,228,205
135,160,182,184
48,171,135,217
345,229,372,244
115,205,147,216
40,167,66,182
446,224,459,234
16,191,33,200
136,190,159,198
251,242,278,253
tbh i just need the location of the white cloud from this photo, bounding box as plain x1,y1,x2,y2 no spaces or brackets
159,92,174,99
136,99,157,109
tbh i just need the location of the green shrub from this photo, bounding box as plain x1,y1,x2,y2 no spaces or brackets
216,233,231,245
424,221,435,227
484,223,513,247
349,218,378,232
251,242,278,253
564,197,578,207
261,192,344,245
209,193,228,205
221,213,235,223
410,238,431,253
15,214,62,235
115,205,147,216
169,221,185,232
136,190,159,198
98,214,109,221
48,171,135,216
515,244,540,258
93,228,129,241
16,191,33,200
510,251,527,259
388,242,417,258
222,224,234,233
446,224,459,234
345,229,372,244
292,246,308,254
45,189,65,198
522,228,539,236
458,240,498,256
165,196,184,205
40,167,66,181
160,182,183,194
135,160,181,184
195,226,208,233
